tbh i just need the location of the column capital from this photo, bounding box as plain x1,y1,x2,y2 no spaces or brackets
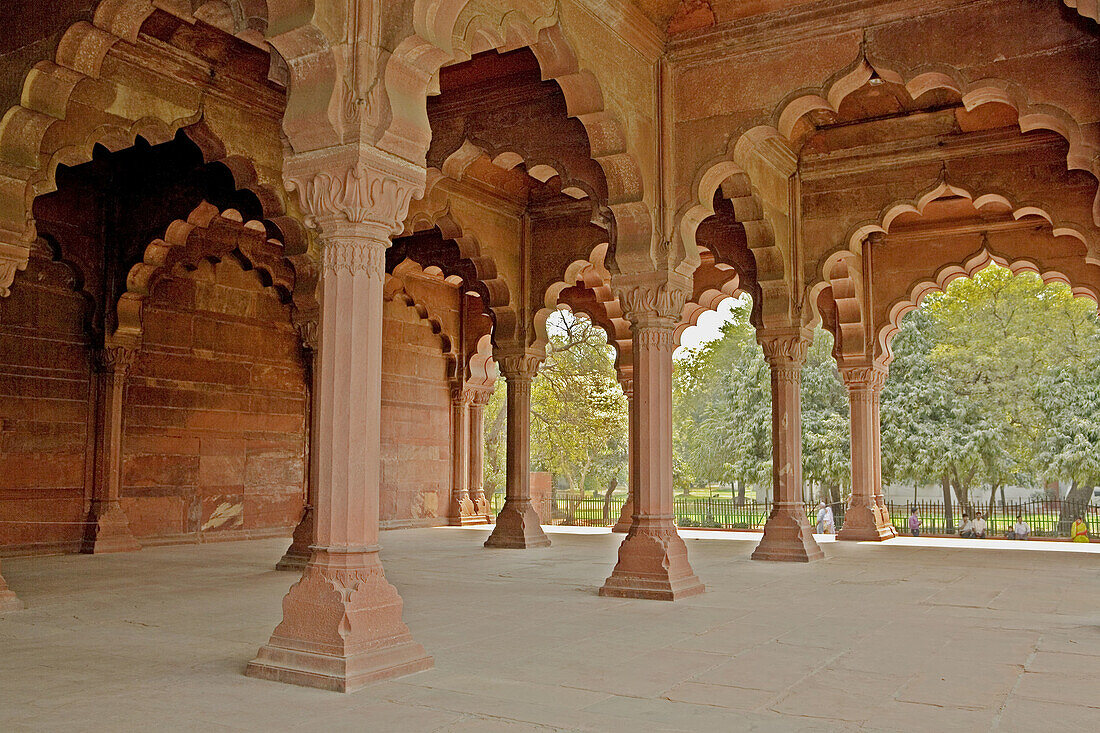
757,328,812,367
468,386,494,407
612,271,691,327
95,343,138,377
284,145,425,237
839,364,888,392
494,349,543,380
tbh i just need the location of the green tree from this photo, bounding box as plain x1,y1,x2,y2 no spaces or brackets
529,311,628,497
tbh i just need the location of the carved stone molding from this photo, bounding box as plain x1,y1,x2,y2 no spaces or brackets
840,365,888,392
758,331,812,366
615,279,690,325
284,147,426,235
320,235,388,277
495,350,542,380
635,325,675,351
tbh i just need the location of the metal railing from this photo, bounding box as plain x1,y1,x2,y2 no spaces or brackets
487,492,1098,539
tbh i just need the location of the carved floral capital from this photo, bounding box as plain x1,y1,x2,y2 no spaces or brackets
840,365,888,392
96,344,137,377
758,330,812,367
495,349,543,380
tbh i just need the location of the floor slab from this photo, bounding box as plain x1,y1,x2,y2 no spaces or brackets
0,527,1098,731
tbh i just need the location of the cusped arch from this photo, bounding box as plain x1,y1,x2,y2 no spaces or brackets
116,200,316,349
381,7,651,269
384,261,459,379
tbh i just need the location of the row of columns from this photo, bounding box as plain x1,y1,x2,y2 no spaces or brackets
448,385,493,525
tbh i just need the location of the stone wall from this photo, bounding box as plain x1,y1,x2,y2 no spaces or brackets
0,252,92,555
121,260,308,544
379,294,455,529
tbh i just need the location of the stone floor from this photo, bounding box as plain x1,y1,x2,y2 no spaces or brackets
1,527,1098,732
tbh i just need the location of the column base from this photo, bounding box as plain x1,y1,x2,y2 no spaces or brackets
81,501,141,554
600,521,705,601
751,505,824,562
484,499,550,548
837,502,897,541
447,497,490,526
611,495,634,533
0,566,22,612
246,549,432,693
276,505,314,571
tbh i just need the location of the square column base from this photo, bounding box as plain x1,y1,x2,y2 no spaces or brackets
82,503,141,554
837,503,897,541
600,523,705,601
752,506,824,562
484,500,550,548
448,498,491,526
246,549,432,693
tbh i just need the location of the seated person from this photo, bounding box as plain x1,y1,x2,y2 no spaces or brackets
959,513,975,538
1007,514,1030,540
1071,516,1090,543
972,513,988,539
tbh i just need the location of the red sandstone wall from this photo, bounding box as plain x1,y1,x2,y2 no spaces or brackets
379,296,454,528
121,260,308,543
0,254,92,555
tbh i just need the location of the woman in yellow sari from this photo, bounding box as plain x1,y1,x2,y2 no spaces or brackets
1070,516,1090,543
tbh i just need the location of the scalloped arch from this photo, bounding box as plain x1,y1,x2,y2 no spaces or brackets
384,263,459,379
380,6,651,270
115,199,316,349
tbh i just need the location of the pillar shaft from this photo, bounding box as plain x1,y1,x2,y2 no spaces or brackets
837,366,895,541
246,207,431,692
484,353,550,548
601,302,703,600
751,333,823,562
611,384,634,532
446,386,482,524
277,332,318,571
83,345,140,554
468,391,492,520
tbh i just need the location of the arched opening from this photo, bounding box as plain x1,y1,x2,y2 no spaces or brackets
881,262,1100,539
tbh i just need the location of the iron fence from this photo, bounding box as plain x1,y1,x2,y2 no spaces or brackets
488,492,1098,539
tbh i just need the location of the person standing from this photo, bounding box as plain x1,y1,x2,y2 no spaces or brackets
822,503,835,534
1008,514,1030,540
816,501,828,534
972,512,988,539
908,507,921,537
1071,516,1090,543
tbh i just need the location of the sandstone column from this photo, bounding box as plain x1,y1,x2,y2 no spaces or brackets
246,151,432,692
83,343,141,554
837,365,895,541
277,321,318,571
0,560,22,611
468,388,493,521
611,380,634,533
484,351,550,548
446,386,479,524
601,284,704,600
751,331,824,562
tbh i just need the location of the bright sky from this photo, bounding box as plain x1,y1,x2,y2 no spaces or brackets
672,296,743,360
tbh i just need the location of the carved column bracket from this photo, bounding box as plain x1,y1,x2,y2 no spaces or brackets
83,342,141,555
837,364,896,541
751,329,823,562
484,348,550,549
602,276,704,600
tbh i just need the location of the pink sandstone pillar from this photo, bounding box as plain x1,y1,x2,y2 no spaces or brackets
246,154,431,693
837,366,896,541
602,290,704,600
611,381,634,533
277,325,318,571
751,332,824,562
0,560,22,611
484,351,550,548
446,386,480,524
82,343,141,554
468,388,493,521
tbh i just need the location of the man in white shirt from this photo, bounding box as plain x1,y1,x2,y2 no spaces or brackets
1008,514,1030,540
972,513,988,539
959,513,975,538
